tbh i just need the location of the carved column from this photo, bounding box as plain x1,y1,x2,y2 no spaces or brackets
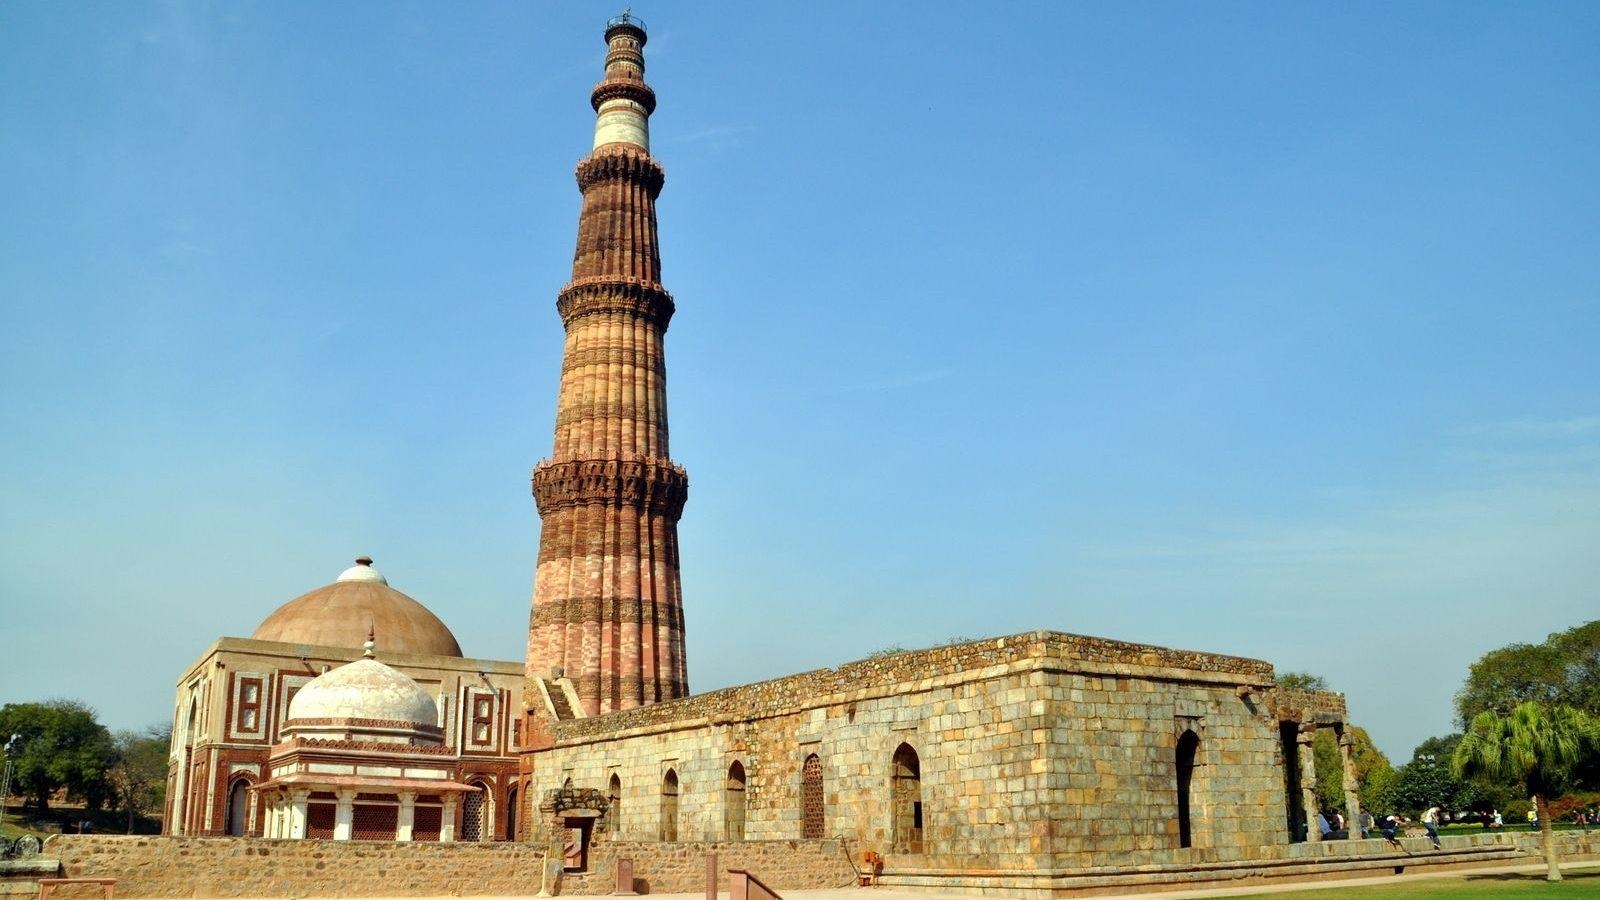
442,795,458,842
397,791,417,842
289,790,310,840
333,789,356,840
1338,726,1362,839
526,12,689,719
1298,724,1321,842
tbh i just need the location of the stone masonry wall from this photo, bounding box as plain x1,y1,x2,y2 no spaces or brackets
532,631,1302,877
565,840,854,895
45,836,852,898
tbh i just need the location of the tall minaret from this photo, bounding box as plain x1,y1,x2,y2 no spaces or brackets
526,13,689,718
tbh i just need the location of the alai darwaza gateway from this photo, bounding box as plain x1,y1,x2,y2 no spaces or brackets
165,557,526,841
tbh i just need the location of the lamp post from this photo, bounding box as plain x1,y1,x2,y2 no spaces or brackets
0,734,19,834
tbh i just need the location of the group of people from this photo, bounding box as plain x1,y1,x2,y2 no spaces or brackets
1312,800,1599,850
1356,804,1444,850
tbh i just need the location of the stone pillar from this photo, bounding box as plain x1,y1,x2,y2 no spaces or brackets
441,795,458,842
1298,724,1321,843
397,792,417,842
289,790,311,840
266,797,280,838
1338,726,1362,839
334,789,357,840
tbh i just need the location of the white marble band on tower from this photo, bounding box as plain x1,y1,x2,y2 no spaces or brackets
594,98,649,150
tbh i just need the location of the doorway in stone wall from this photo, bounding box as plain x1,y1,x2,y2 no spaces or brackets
891,743,923,853
1177,730,1200,848
563,816,592,871
660,769,679,841
725,761,747,841
225,779,249,836
505,785,519,842
1280,722,1304,841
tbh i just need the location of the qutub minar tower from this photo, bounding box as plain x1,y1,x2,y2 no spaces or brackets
525,13,689,718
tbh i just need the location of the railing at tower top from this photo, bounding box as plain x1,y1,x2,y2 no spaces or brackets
606,11,646,33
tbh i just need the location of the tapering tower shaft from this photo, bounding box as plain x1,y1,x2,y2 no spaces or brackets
527,14,688,717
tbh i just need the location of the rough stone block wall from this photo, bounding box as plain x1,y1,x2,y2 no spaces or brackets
564,840,854,895
44,836,851,898
1040,673,1287,867
531,631,1299,876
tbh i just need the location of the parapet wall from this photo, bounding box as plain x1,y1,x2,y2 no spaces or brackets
554,629,1275,744
45,836,853,898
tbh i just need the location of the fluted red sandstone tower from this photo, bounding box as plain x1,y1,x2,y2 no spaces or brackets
526,13,689,717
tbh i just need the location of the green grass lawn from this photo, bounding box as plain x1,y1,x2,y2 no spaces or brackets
1229,867,1600,899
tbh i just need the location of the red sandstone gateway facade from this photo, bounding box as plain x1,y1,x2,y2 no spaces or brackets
164,560,523,840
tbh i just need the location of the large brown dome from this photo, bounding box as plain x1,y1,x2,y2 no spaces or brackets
251,558,464,658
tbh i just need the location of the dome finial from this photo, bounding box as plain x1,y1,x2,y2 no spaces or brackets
364,621,376,658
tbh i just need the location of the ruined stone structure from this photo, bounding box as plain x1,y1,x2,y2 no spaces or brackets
524,12,689,720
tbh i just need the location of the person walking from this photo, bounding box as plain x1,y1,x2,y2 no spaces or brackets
1422,803,1443,850
1358,806,1375,838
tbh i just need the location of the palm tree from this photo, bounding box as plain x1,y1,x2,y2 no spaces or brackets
1451,702,1599,882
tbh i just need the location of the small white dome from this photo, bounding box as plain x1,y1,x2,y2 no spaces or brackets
286,657,438,731
336,556,388,584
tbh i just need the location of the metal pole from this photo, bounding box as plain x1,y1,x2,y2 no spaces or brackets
1,757,12,833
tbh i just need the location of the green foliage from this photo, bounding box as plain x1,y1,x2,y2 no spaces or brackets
0,700,116,812
1274,672,1330,691
1452,701,1600,881
1455,620,1600,728
1362,763,1401,813
109,725,170,831
1309,727,1394,811
1312,729,1343,809
1452,702,1598,800
1393,749,1475,814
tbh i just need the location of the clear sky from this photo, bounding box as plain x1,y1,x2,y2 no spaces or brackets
1,2,1596,763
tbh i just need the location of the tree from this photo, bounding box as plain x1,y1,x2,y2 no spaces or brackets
1455,620,1600,727
109,725,170,833
1393,747,1475,814
1310,726,1393,813
1275,672,1330,691
1452,702,1600,882
0,700,115,813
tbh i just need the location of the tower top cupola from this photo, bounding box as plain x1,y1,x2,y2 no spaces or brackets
591,11,656,150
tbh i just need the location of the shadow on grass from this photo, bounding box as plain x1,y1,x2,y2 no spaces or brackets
1464,870,1600,883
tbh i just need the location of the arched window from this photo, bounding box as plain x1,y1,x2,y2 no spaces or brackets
891,743,923,853
225,778,250,836
660,769,679,841
1177,730,1200,848
725,761,747,841
800,754,825,839
607,773,622,836
462,781,489,842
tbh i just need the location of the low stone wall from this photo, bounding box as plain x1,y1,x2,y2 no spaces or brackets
44,835,853,898
879,831,1600,897
565,840,855,895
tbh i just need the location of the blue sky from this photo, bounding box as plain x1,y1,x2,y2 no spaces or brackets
1,1,1596,763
